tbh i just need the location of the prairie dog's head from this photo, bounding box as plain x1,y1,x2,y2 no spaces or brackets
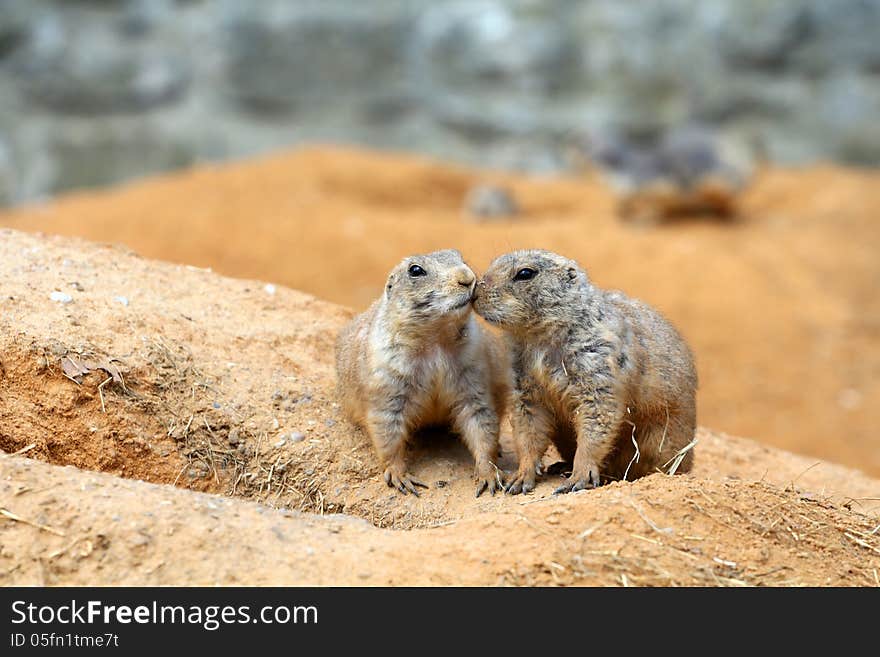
473,249,590,333
383,249,476,326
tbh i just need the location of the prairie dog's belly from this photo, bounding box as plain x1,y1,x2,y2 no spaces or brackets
408,348,460,429
526,346,571,419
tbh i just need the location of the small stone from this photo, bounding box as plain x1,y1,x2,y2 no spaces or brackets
324,419,336,427
114,296,129,306
274,438,286,448
464,185,519,220
289,432,306,443
50,291,73,304
838,388,862,410
212,402,221,409
264,283,276,295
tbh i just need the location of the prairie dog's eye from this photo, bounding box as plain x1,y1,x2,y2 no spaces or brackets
513,268,537,281
408,264,427,277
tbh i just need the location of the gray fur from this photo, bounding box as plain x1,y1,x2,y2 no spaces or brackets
473,249,697,494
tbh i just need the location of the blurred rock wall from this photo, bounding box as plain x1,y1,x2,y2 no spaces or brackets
1,0,879,205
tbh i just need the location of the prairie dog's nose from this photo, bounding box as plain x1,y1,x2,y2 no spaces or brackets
455,266,476,288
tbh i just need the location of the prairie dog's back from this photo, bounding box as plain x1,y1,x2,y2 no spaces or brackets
334,301,378,426
606,291,697,408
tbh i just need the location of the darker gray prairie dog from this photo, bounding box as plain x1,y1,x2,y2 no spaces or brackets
335,250,508,497
472,249,697,494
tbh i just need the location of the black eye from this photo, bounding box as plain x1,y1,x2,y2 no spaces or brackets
408,264,426,277
513,268,537,281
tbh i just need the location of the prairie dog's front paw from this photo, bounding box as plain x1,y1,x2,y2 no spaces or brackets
504,462,539,495
474,461,503,498
383,465,428,496
553,461,600,494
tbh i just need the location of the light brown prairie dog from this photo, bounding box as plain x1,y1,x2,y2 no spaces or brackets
473,249,697,494
335,249,509,496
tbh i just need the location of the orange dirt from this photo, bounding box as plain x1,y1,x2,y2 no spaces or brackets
1,229,878,585
2,147,878,478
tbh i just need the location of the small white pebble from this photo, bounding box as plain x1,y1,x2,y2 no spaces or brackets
50,291,73,304
114,296,129,306
838,388,862,410
264,283,277,295
274,438,286,448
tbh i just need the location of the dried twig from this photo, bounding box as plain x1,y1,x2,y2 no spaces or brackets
664,437,698,475
843,532,880,556
658,404,670,454
97,375,113,413
622,407,639,482
0,508,65,536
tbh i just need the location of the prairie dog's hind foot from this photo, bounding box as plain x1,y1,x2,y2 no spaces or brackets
383,463,429,497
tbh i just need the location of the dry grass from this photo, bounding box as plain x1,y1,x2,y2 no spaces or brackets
501,480,880,587
121,336,348,515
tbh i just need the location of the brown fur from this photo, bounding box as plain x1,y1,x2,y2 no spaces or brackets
473,249,697,494
335,249,509,496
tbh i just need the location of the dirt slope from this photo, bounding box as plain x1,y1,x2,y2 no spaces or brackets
2,147,878,477
3,453,879,586
1,229,878,585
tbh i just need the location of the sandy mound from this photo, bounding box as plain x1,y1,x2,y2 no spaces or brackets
1,229,878,585
2,147,878,478
3,453,879,586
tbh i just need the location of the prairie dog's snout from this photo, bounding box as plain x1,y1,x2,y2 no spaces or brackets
446,264,476,310
454,265,476,289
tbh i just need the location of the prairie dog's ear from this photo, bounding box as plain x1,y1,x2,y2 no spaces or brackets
566,262,588,285
385,272,396,298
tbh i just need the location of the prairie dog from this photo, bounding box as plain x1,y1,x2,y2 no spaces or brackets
577,125,751,224
472,249,696,494
335,250,508,496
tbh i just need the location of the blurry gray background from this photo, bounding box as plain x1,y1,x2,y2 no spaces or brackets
1,0,879,206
